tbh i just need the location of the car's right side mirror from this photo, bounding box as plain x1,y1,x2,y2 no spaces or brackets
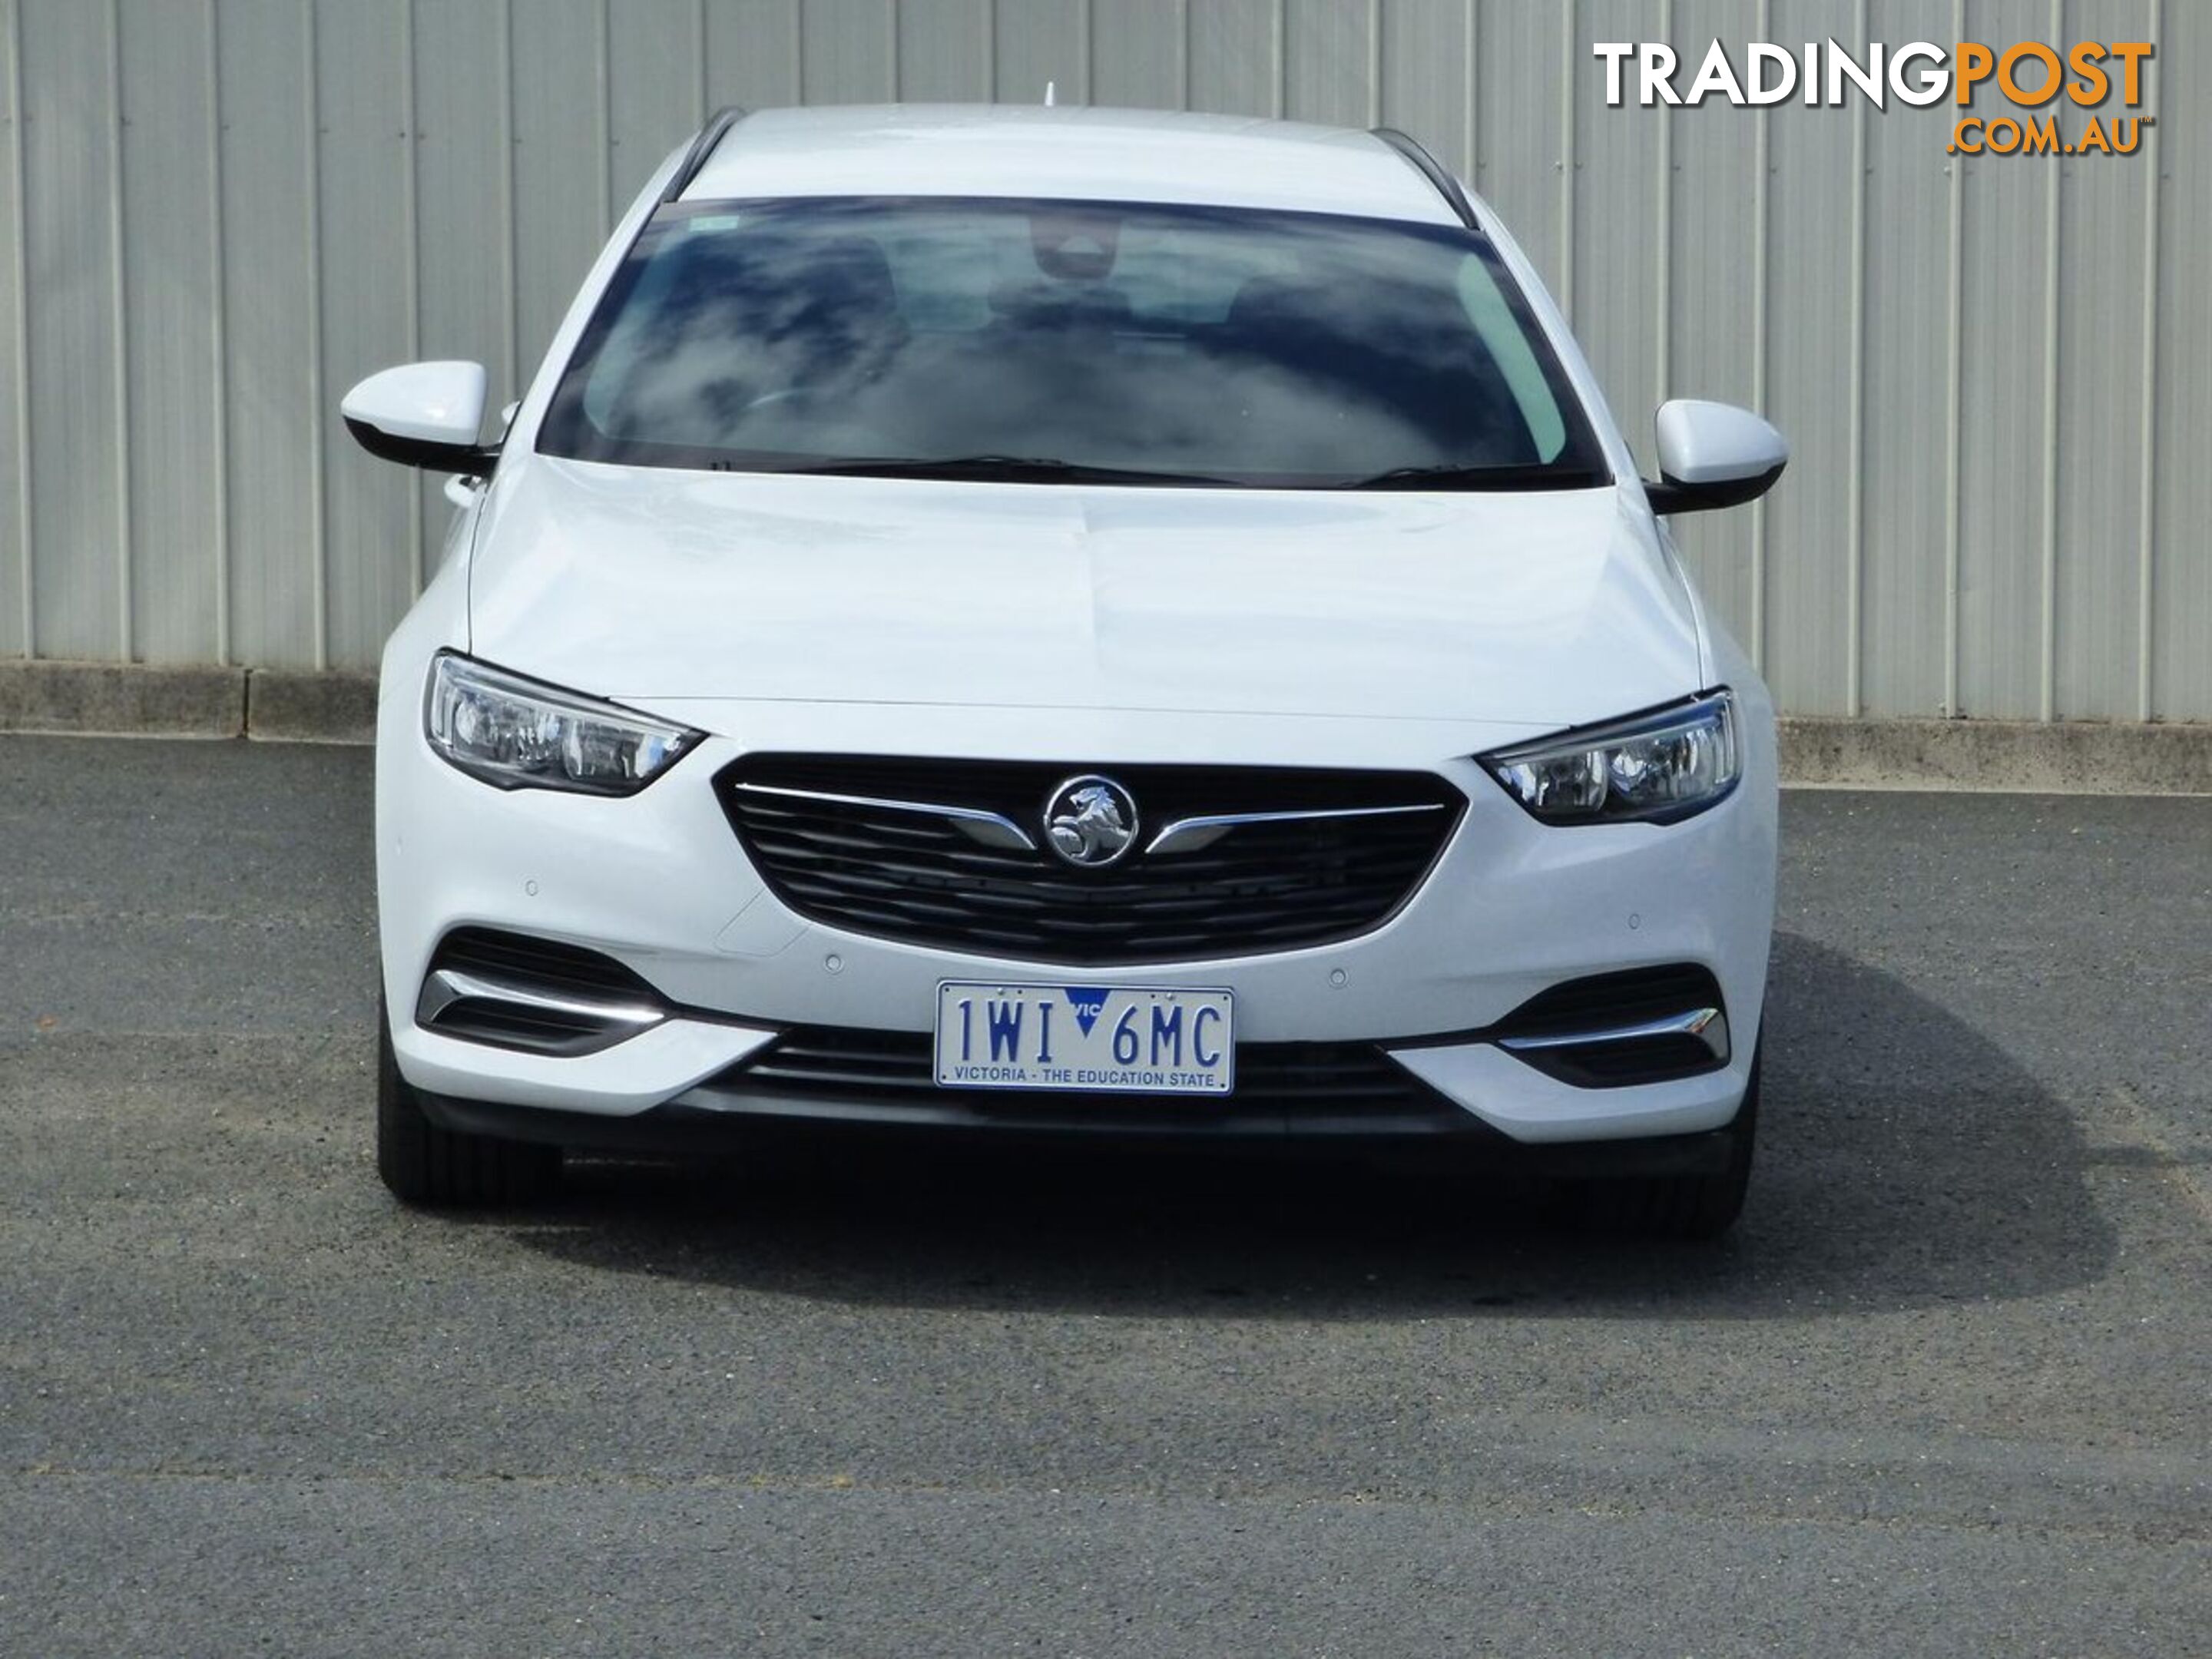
341,360,498,475
1644,399,1788,515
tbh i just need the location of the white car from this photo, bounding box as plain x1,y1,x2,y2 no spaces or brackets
346,105,1785,1237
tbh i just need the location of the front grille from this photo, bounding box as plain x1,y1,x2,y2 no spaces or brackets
730,1025,1454,1123
717,755,1464,965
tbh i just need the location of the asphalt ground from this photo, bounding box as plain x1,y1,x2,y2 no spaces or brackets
1,733,2207,1657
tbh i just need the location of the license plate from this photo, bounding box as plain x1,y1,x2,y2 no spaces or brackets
934,982,1235,1094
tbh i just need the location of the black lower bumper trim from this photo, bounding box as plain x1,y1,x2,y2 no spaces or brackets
417,1085,1741,1179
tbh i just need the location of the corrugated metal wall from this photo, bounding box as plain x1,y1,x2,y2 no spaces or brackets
0,0,2200,720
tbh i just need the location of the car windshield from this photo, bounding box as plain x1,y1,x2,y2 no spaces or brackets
538,196,1610,489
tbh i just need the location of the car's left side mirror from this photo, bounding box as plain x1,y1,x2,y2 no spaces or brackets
341,360,498,474
1644,399,1787,515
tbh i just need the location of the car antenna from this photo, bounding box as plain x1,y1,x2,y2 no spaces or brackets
1043,80,1056,107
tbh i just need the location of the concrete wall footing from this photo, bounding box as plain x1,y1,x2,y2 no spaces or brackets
3,661,2209,793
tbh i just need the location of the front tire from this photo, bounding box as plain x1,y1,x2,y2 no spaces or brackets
1570,1044,1760,1241
377,998,561,1207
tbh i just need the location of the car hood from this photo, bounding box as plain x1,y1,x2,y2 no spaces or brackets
466,459,1703,730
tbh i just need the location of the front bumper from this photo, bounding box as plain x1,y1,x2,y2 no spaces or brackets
377,690,1777,1147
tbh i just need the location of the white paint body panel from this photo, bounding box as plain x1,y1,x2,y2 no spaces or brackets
1655,399,1790,486
339,360,488,447
465,465,1699,730
394,1015,777,1117
374,104,1780,1145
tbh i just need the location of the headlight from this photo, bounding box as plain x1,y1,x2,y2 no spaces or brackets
1480,690,1740,825
424,653,701,795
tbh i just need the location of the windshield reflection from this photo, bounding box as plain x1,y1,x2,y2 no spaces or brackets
542,198,1605,489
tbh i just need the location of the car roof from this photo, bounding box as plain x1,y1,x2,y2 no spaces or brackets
679,104,1462,227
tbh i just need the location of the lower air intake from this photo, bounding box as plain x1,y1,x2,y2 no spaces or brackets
415,928,667,1056
725,1025,1457,1125
1492,964,1731,1089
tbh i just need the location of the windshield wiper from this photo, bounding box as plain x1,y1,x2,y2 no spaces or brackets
770,454,1238,487
1332,462,1609,492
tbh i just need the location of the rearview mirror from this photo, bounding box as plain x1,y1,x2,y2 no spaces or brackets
341,360,497,473
1645,399,1787,515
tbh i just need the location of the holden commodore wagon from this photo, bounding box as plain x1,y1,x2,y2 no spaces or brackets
343,104,1786,1237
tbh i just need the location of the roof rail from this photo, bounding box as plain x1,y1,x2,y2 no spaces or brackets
1369,127,1479,231
662,105,750,203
